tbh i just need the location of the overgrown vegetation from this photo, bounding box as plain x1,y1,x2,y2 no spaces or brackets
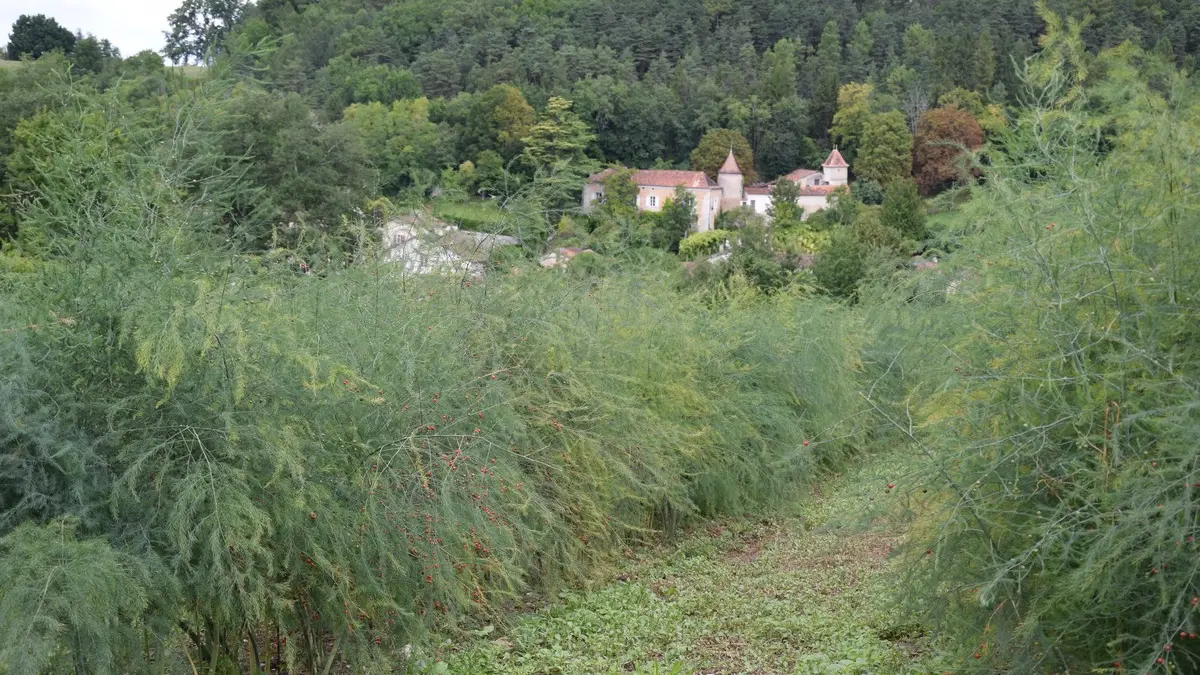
0,78,865,672
2,0,1200,672
441,453,941,674
863,36,1200,673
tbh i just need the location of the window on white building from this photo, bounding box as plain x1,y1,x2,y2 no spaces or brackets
649,196,657,207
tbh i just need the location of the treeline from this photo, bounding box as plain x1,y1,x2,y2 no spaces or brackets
4,0,1200,242
230,0,1199,173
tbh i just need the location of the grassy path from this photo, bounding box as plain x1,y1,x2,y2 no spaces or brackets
435,455,943,674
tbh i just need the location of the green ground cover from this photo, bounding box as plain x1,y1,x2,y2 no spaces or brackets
433,199,510,231
431,454,948,674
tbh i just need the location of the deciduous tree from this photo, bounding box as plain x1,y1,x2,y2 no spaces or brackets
341,97,446,194
767,177,803,229
6,15,75,61
689,128,755,181
654,186,696,252
912,105,984,195
163,0,246,65
598,168,639,221
830,82,874,164
70,34,119,75
855,111,912,185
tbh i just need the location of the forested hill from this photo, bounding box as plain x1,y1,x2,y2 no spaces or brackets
234,0,1200,172
1,0,1198,243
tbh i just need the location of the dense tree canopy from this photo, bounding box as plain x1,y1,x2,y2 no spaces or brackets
855,111,912,185
164,0,246,65
690,128,755,182
6,15,75,61
912,105,985,195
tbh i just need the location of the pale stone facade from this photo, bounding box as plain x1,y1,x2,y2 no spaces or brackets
583,148,850,231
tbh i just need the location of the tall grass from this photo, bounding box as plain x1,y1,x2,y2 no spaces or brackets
0,81,867,673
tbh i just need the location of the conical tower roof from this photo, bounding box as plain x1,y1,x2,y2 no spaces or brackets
822,148,849,168
718,147,742,175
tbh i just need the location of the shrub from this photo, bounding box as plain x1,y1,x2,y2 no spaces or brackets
812,228,867,299
881,179,926,241
0,83,868,672
773,226,831,256
678,229,734,260
880,42,1200,672
852,179,884,205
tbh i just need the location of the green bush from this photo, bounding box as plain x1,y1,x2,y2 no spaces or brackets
678,229,733,260
772,225,831,255
875,43,1200,672
0,84,868,672
812,229,868,299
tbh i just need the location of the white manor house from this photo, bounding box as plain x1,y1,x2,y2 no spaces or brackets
582,148,850,232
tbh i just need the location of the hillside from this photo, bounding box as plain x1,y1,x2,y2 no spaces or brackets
1,1,1199,674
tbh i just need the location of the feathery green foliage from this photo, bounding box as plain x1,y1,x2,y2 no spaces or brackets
870,39,1200,672
0,77,867,672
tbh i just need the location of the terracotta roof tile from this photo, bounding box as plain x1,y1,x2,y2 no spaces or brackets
586,168,620,183
635,170,716,188
718,148,742,175
822,148,849,168
744,185,772,195
783,168,819,181
588,168,716,189
798,184,845,196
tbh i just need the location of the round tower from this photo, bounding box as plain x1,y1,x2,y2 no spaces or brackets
717,147,744,212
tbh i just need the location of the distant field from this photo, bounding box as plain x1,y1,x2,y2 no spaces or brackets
433,198,508,229
172,65,206,79
0,59,205,77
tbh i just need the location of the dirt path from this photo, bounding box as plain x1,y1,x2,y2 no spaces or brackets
438,455,942,674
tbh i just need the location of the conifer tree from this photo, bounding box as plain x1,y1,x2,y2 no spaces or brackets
846,19,874,83
856,111,912,185
812,20,843,139
880,177,925,239
760,38,799,104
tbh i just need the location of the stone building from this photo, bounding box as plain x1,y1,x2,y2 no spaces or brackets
582,148,850,232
